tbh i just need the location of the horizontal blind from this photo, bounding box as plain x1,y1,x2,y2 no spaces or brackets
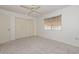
44,15,61,26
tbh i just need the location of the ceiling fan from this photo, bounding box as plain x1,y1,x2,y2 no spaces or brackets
20,5,40,16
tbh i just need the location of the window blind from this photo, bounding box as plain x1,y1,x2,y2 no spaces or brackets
44,15,62,30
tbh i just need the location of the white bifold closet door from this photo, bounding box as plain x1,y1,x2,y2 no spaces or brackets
15,17,34,39
0,13,10,44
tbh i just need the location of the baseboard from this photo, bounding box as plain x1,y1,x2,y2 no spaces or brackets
37,35,79,48
0,35,37,45
1,35,79,48
16,35,38,40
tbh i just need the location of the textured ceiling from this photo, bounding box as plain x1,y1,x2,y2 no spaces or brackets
0,5,68,17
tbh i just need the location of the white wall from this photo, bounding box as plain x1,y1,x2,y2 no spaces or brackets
36,6,79,47
0,8,36,43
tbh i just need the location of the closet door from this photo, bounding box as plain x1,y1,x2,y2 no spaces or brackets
15,18,34,39
0,14,10,44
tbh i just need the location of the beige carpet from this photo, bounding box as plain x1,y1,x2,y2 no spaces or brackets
0,36,79,54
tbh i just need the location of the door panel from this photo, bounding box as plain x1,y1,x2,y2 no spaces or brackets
15,18,34,39
0,14,10,44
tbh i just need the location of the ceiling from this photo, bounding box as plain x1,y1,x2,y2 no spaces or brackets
0,5,68,17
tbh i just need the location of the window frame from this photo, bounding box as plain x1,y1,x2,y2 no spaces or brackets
44,15,62,31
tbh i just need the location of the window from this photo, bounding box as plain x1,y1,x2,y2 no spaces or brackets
44,15,62,30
